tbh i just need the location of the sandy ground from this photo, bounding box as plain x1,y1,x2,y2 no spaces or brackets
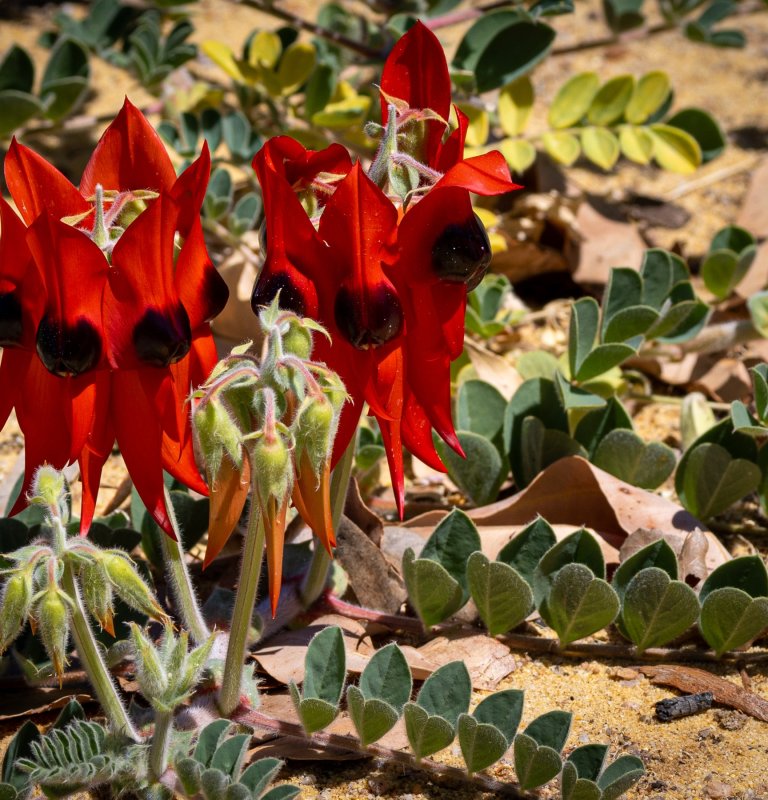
1,1,768,798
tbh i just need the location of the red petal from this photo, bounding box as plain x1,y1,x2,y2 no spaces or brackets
401,390,447,473
171,143,210,237
80,98,176,197
436,105,469,173
380,22,451,164
0,348,29,444
106,195,189,369
5,139,89,225
113,369,175,537
437,151,521,195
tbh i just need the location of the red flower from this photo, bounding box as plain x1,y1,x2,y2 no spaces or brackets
0,99,228,535
250,23,519,516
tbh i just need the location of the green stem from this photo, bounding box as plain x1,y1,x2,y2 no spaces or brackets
299,436,357,608
149,710,174,780
217,483,266,717
60,558,140,742
160,487,210,646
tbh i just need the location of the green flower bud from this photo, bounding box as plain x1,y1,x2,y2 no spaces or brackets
294,395,335,478
193,398,244,480
251,430,293,508
130,623,168,702
282,318,313,361
0,571,33,653
37,587,70,680
102,553,167,622
29,465,66,510
81,561,115,636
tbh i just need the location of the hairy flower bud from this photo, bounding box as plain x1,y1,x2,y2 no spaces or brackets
293,395,335,478
37,587,70,681
81,561,115,636
281,318,313,361
193,398,244,480
251,430,293,509
29,465,67,517
0,570,33,653
130,623,168,702
102,553,167,622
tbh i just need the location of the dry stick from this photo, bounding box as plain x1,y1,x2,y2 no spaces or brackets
322,594,768,664
235,708,537,799
662,155,761,202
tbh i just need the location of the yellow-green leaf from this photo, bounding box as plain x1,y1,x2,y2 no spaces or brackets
618,125,654,164
311,96,371,129
548,72,599,129
202,40,247,83
625,71,670,124
277,42,316,94
541,131,580,165
248,30,281,69
581,127,620,170
650,124,701,174
498,76,534,136
456,102,489,147
587,75,635,126
499,138,536,174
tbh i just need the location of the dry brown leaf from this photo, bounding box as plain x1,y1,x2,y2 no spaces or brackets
691,357,752,403
639,665,768,722
571,202,646,285
737,158,768,239
463,337,522,400
417,631,517,690
0,688,92,720
620,528,727,580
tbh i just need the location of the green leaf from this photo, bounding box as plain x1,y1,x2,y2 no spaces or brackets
302,625,346,705
569,297,599,378
519,415,586,485
358,643,412,711
176,757,203,795
702,246,755,299
561,762,602,800
700,555,768,601
542,563,620,645
514,732,563,790
420,508,482,594
516,350,559,381
499,76,534,136
625,71,670,123
566,743,609,781
666,107,726,162
581,126,620,170
452,12,556,93
573,397,633,457
0,45,34,93
749,291,768,338
346,686,400,746
710,224,755,254
473,689,524,744
416,661,472,727
548,72,600,129
204,167,234,220
2,720,39,791
649,123,702,174
542,131,581,165
403,549,465,627
404,702,456,760
533,527,606,607
612,538,678,602
229,193,263,236
497,516,557,585
621,567,699,650
587,75,634,125
458,714,510,774
0,90,44,137
41,37,88,85
603,0,645,32
618,125,655,164
457,379,507,443
467,552,533,636
592,429,676,490
276,42,316,93
210,734,250,780
699,588,768,657
524,708,572,751
499,137,537,174
678,442,761,519
435,430,506,506
194,720,232,767
240,758,283,797
40,76,88,121
597,754,645,800
555,373,607,412
291,685,338,734
260,786,301,800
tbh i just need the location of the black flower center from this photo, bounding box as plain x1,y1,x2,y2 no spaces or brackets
0,292,23,347
251,272,307,317
334,284,403,349
133,305,191,367
431,213,492,289
36,315,102,377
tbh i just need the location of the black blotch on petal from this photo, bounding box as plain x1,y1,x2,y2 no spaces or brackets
0,292,23,346
334,284,403,349
36,314,102,377
431,212,492,288
202,260,230,322
133,304,191,367
251,271,306,316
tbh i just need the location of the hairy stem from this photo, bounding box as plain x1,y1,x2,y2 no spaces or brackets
299,436,357,607
160,488,210,645
60,554,140,742
149,710,174,781
218,482,267,716
235,708,535,798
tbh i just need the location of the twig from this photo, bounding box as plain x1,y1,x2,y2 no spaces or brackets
662,156,761,202
235,708,537,798
233,0,385,60
424,1,517,30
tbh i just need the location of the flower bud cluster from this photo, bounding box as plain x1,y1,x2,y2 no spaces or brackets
192,297,347,614
0,466,168,680
129,623,215,713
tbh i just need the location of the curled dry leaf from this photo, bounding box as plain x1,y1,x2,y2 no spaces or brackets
639,665,768,722
619,527,726,582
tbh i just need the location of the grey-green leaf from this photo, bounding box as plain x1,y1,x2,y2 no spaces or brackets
420,508,482,594
497,516,557,586
358,643,412,711
403,703,456,760
533,528,606,607
457,379,507,442
210,734,250,781
597,754,645,800
473,689,524,745
592,429,676,490
514,732,563,790
194,720,231,767
699,588,768,657
700,555,768,601
303,625,346,705
296,697,338,734
467,552,533,636
458,714,509,774
561,761,602,800
403,549,465,627
416,661,472,726
240,758,283,797
612,538,678,602
347,686,400,747
434,430,506,507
